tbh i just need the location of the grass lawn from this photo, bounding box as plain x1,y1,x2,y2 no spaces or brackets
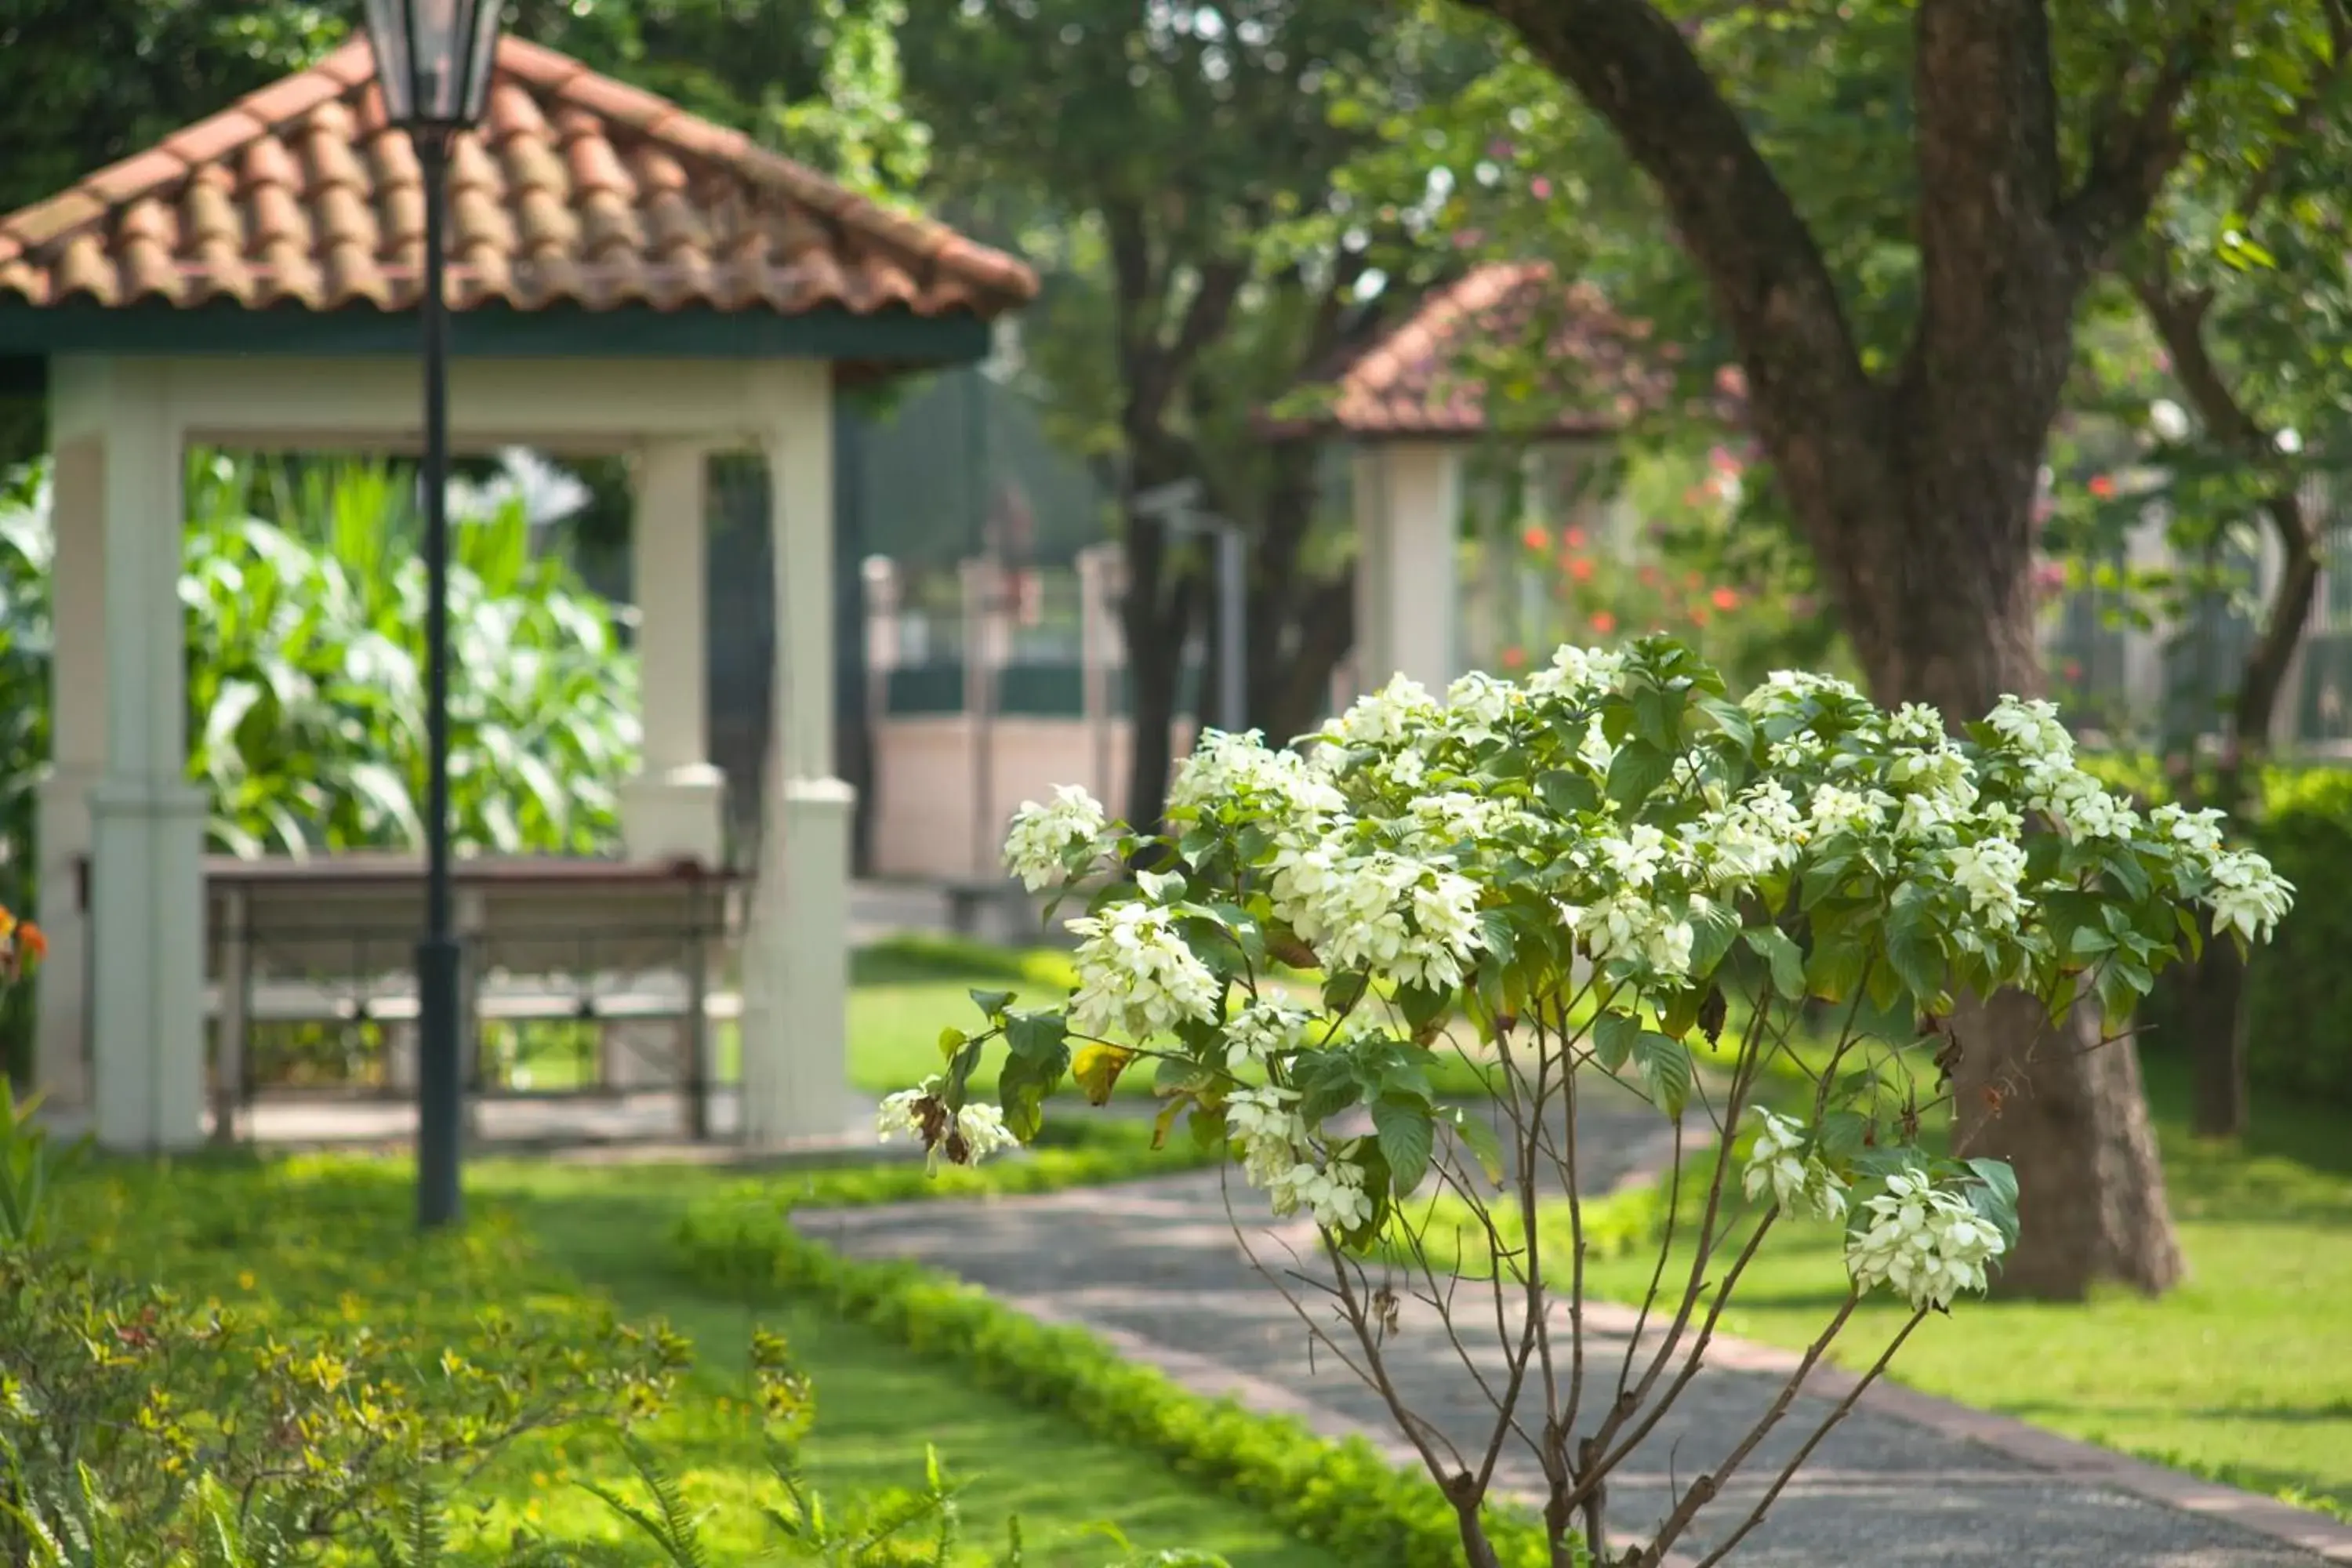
1577,1051,2352,1519
56,1152,1342,1566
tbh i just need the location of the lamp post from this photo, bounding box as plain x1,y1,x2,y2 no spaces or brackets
363,0,503,1229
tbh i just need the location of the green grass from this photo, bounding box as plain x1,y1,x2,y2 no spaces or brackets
53,1152,1341,1566
1575,1051,2352,1519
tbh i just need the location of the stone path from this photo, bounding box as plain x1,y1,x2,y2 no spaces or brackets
797,1087,2352,1568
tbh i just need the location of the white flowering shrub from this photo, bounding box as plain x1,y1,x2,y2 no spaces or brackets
895,637,2289,1568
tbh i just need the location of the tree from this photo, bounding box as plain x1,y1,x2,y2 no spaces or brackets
2040,21,2352,1138
897,2,1494,833
1426,0,2339,1298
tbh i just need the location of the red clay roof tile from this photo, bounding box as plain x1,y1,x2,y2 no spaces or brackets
1265,263,1680,440
0,34,1035,323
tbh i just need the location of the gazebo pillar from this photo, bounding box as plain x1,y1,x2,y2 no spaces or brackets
740,376,853,1146
620,439,726,865
38,360,205,1151
1351,441,1462,697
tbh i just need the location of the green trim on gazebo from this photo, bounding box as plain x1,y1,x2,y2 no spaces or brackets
0,300,989,374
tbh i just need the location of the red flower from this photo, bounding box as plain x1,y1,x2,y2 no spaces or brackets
1590,610,1618,635
1521,523,1551,553
1568,557,1595,583
1710,586,1740,612
1501,646,1528,670
1690,608,1712,628
1564,526,1589,550
2064,659,2085,681
1530,176,1554,200
2089,474,2117,499
1639,565,1663,588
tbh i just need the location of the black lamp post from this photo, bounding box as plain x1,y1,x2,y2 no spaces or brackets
363,0,503,1230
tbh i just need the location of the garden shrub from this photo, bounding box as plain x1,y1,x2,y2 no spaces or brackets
2238,767,2352,1105
2080,753,2352,1106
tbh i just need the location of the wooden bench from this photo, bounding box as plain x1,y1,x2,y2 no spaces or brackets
201,855,746,1140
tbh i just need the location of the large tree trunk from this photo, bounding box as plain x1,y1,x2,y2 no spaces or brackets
1461,0,2209,1300
1846,463,2185,1298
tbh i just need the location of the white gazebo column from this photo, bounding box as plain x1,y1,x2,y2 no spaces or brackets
1351,441,1462,697
31,434,106,1115
740,377,853,1146
619,440,726,865
54,361,205,1151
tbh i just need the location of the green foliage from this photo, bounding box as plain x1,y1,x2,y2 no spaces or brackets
2233,768,2352,1106
673,1196,1560,1568
0,453,638,866
2084,757,2352,1106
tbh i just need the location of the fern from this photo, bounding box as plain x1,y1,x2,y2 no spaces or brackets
574,1430,714,1568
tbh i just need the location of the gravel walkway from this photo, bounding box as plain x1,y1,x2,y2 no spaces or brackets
796,1087,2351,1568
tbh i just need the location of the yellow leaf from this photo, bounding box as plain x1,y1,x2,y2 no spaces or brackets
1072,1044,1137,1106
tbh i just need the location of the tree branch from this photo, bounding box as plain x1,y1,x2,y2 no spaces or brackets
1454,0,1880,563
2056,9,2223,263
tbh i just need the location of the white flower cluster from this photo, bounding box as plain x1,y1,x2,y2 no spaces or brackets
1741,1109,1848,1221
2208,848,2295,942
1002,784,1108,892
1946,838,2029,929
1336,673,1441,747
876,1077,1018,1167
1844,1168,2007,1311
1270,846,1486,991
1066,902,1220,1042
1443,670,1519,742
1228,1000,1312,1066
1169,728,1346,820
1225,1086,1374,1229
1526,643,1626,700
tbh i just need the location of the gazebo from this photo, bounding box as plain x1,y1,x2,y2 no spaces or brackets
1263,262,1686,697
0,36,1035,1152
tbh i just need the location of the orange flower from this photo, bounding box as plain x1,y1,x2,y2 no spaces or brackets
1690,607,1712,628
1590,610,1618,635
1500,645,1528,670
1568,557,1595,583
1639,565,1662,588
1520,523,1552,553
20,922,45,965
2089,474,2116,499
1711,586,1740,612
1564,526,1589,550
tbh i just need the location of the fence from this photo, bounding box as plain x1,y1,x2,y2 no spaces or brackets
2043,479,2352,755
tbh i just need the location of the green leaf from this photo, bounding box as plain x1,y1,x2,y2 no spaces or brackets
1965,1156,2021,1249
1605,739,1676,808
1450,1106,1506,1186
1323,970,1371,1014
1817,1109,1871,1160
1806,931,1870,1003
1004,1012,1067,1063
1135,868,1189,904
1885,884,1945,1002
1594,1010,1641,1069
937,1026,968,1063
1372,1096,1436,1196
1537,768,1601,816
968,989,1015,1022
1696,693,1754,750
942,1038,985,1110
1744,926,1807,1000
1635,1031,1693,1118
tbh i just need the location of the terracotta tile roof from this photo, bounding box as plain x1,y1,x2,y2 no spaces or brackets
0,36,1036,321
1262,262,1697,440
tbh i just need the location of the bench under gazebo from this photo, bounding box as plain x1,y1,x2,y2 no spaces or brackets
0,35,1035,1152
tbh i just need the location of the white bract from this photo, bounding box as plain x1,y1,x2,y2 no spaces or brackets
1742,1109,1849,1222
1065,902,1221,1042
1002,784,1108,891
876,1077,1018,1167
1845,1168,2008,1311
